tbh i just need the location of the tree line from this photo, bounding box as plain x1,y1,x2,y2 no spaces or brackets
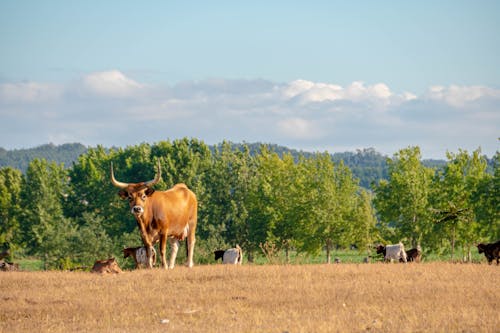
0,138,498,269
3,142,465,190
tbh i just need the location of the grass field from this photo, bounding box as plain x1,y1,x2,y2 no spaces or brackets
1,263,498,333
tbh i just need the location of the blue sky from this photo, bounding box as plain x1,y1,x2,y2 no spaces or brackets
0,1,499,158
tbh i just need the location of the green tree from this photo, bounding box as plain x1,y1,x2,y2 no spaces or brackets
471,151,499,240
70,212,115,266
350,189,379,255
431,149,489,260
203,142,253,251
20,159,76,268
0,167,23,255
373,147,434,247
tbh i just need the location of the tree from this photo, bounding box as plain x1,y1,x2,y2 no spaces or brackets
471,151,499,240
19,159,77,268
70,212,114,266
431,149,489,260
373,147,434,247
203,142,253,251
0,167,22,255
350,189,379,255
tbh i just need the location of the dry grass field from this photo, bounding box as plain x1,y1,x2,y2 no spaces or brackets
1,263,498,333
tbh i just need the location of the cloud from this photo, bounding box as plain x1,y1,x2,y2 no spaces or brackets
277,117,323,140
0,71,498,158
0,81,62,104
425,85,500,107
81,70,143,98
280,80,416,110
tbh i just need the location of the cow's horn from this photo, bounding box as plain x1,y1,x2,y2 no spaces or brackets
144,161,161,187
110,162,129,189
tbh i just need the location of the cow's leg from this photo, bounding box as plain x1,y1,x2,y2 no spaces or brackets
168,237,179,269
137,219,155,268
186,226,196,268
401,251,407,263
145,246,155,269
159,234,168,269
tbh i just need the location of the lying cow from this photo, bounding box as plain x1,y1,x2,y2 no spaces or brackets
123,246,157,269
376,242,407,263
91,258,123,274
477,241,500,265
214,245,243,265
0,260,19,271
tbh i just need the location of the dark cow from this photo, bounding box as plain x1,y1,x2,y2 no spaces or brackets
91,258,123,274
401,247,422,263
477,241,500,265
0,261,19,271
214,250,225,261
111,162,198,269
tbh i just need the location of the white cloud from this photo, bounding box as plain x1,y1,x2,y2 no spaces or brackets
81,70,143,98
0,82,62,104
280,80,408,107
278,117,323,140
426,85,500,107
0,73,498,159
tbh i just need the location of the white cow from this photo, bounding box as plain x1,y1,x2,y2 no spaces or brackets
376,242,407,263
214,245,243,265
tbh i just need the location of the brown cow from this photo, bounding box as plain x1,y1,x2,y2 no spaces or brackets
477,241,500,265
123,246,157,269
111,162,198,269
91,258,122,274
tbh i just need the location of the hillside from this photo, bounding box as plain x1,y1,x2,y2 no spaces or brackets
0,143,88,172
0,141,451,188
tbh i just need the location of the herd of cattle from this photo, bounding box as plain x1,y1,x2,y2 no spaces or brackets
86,240,500,273
1,162,499,273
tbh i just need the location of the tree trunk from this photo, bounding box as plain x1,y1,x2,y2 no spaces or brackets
451,225,456,261
326,239,332,264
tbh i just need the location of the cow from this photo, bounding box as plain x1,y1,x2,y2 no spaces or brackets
477,241,500,265
111,162,198,269
376,242,407,263
123,246,157,269
214,245,243,265
402,246,422,263
91,258,122,274
0,261,19,271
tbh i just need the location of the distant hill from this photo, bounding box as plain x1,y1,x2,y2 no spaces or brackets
0,143,88,172
0,142,456,189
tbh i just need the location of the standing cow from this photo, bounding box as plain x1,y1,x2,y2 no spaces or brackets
477,241,500,265
123,246,157,269
376,242,408,263
111,162,198,269
214,245,243,265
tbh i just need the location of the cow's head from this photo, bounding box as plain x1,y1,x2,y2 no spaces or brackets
375,245,385,254
110,162,161,217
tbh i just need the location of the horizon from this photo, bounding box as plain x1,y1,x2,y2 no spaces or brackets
1,140,496,161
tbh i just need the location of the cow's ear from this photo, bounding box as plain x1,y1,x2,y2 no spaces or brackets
145,188,155,196
118,190,128,200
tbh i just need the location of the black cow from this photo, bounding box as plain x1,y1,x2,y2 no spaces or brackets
477,241,500,265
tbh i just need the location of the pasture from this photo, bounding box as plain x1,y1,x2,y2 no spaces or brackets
1,263,498,332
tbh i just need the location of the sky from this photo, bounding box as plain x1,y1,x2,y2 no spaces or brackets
0,1,499,159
